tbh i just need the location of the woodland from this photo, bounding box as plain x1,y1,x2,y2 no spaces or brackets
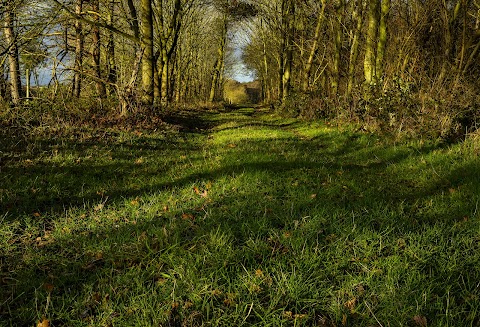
1,0,480,326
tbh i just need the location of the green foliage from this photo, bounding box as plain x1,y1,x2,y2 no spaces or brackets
1,107,479,326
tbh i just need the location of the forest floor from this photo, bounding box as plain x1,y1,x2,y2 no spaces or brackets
1,106,480,326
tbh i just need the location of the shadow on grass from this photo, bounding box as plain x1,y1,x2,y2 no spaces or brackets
1,110,479,326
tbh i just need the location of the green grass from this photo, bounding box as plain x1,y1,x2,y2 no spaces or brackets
1,107,479,326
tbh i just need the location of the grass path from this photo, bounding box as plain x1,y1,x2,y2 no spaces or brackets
1,107,479,326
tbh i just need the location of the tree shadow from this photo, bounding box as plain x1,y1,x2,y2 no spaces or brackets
1,112,479,325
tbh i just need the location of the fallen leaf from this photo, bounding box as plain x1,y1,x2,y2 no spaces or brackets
344,298,356,312
193,186,200,194
181,213,194,220
183,301,194,309
255,269,264,278
283,311,293,319
43,283,54,293
413,315,427,327
37,319,49,327
130,199,139,206
33,212,41,217
227,143,237,148
135,157,144,164
310,194,317,199
139,231,147,241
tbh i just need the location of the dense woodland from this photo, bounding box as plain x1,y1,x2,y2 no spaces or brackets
1,0,480,138
2,1,480,326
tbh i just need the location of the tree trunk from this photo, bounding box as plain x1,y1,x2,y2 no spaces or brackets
346,0,365,98
364,0,378,85
4,2,22,106
375,0,390,82
331,0,344,95
209,16,227,103
106,0,117,96
72,0,84,98
140,0,154,105
92,0,106,98
303,1,325,92
282,0,295,102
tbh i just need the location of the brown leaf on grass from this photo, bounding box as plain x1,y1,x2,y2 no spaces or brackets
33,212,41,217
413,315,427,327
227,143,237,148
43,283,54,293
181,213,194,220
344,298,356,312
193,186,200,194
139,231,148,241
37,319,49,327
135,157,144,165
310,194,317,199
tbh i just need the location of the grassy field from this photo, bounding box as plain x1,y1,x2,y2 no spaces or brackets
1,106,479,326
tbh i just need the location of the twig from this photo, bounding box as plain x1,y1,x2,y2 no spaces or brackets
364,301,383,327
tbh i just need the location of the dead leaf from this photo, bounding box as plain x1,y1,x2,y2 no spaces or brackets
227,143,237,148
283,311,293,319
135,157,144,165
413,315,427,327
33,212,41,217
181,213,194,220
193,186,200,194
255,269,264,278
183,301,194,309
37,318,50,327
344,298,356,312
139,231,147,241
43,283,54,293
94,203,104,211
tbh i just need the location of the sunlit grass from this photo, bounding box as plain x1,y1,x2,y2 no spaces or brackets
1,107,479,326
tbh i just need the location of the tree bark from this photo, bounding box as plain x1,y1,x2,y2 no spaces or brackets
92,0,106,98
106,0,117,96
331,0,344,95
375,0,390,81
346,0,365,98
281,0,294,102
3,1,22,106
72,0,84,98
209,15,227,103
140,0,154,105
364,0,378,85
303,1,325,92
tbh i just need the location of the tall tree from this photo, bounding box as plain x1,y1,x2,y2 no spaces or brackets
140,0,154,105
91,0,106,98
72,0,84,98
3,0,22,106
